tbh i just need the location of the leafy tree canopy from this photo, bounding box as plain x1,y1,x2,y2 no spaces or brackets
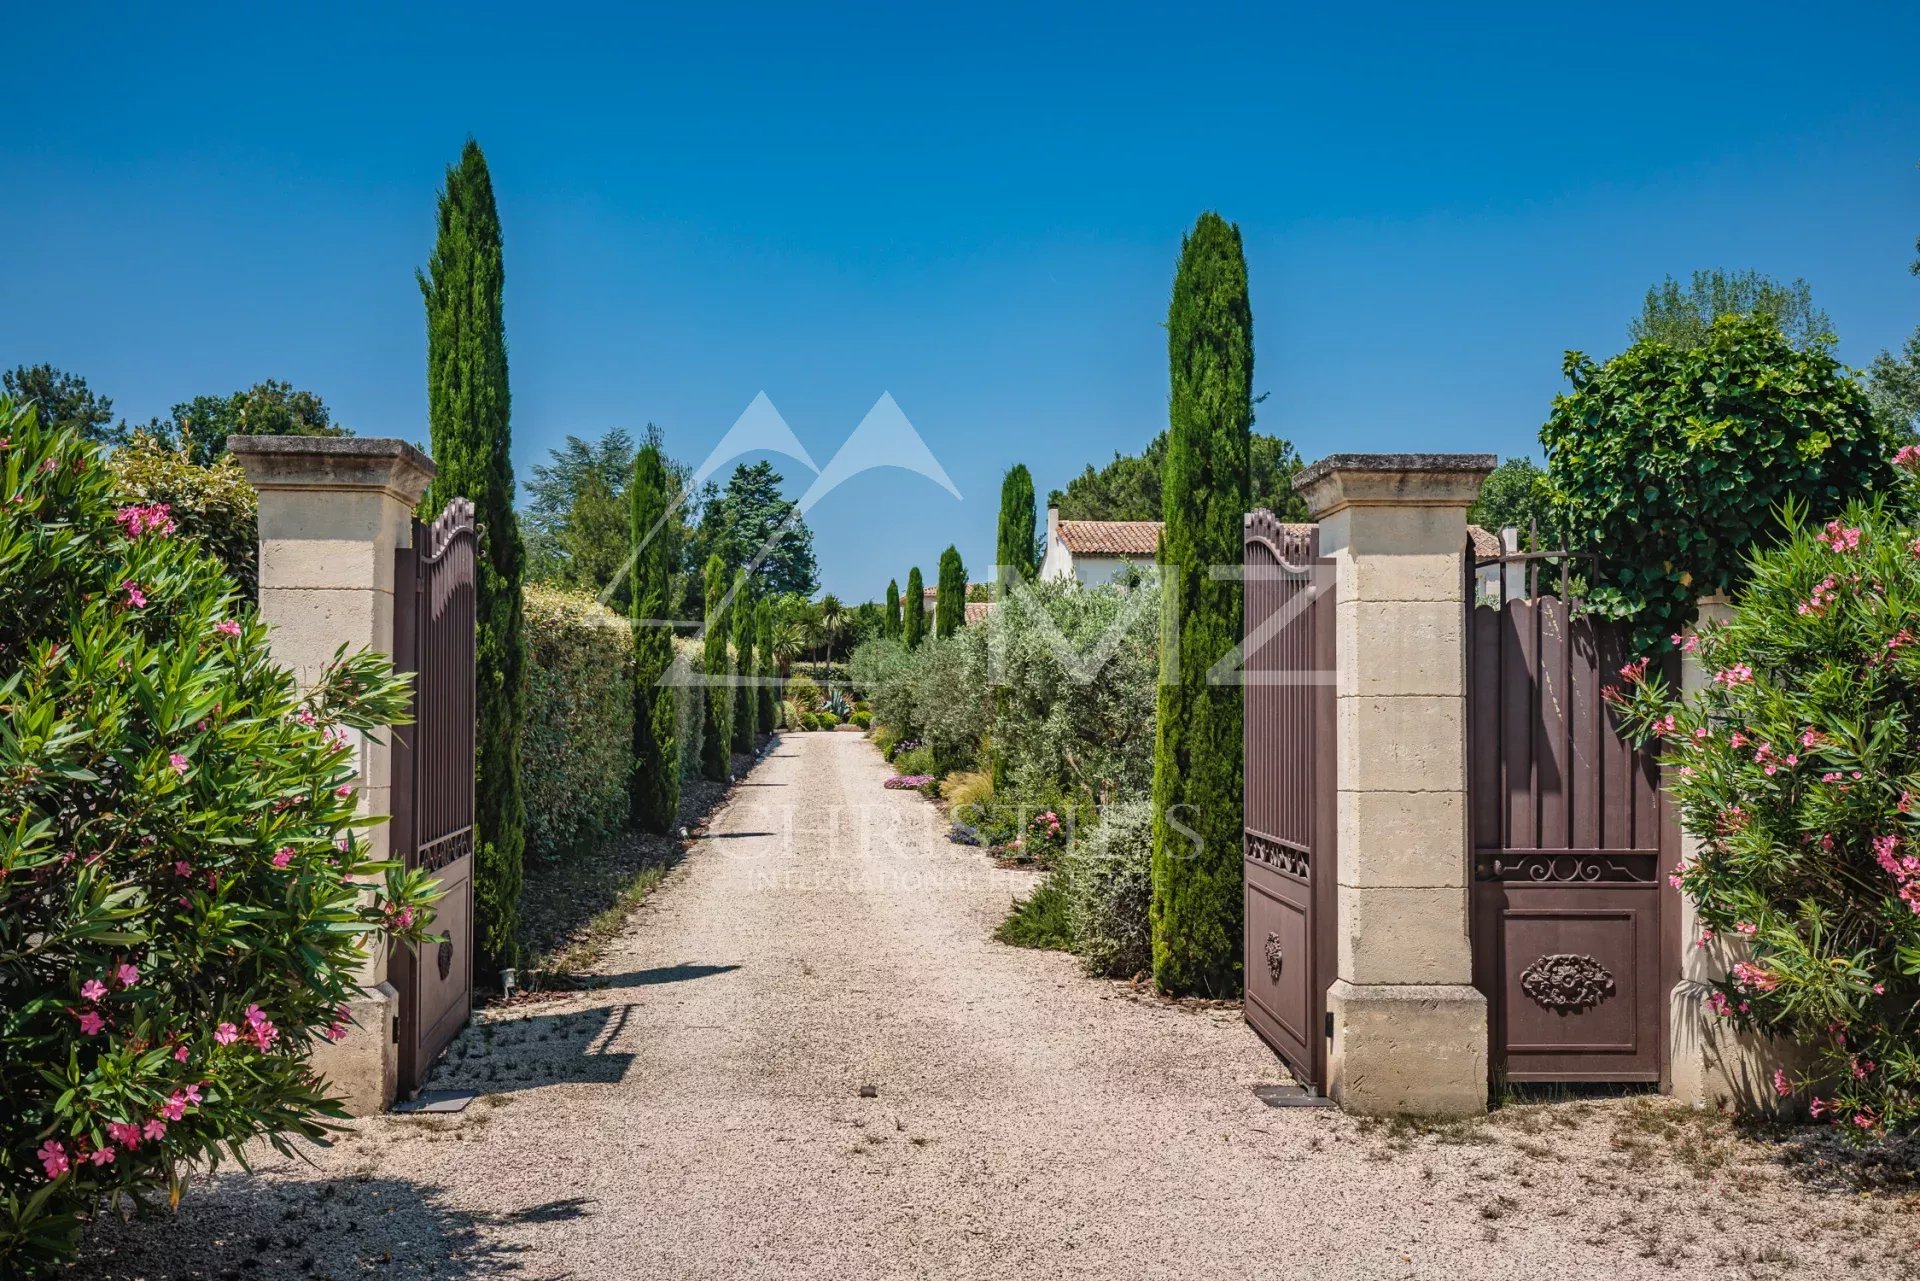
1543,313,1892,652
1630,269,1833,354
1866,235,1920,440
700,459,819,597
165,380,350,465
2,364,122,447
1466,456,1558,546
1049,430,1305,522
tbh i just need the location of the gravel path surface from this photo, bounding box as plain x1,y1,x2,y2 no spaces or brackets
78,731,1918,1280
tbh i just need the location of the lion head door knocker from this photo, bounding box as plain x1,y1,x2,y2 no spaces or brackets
437,935,455,982
1264,932,1285,981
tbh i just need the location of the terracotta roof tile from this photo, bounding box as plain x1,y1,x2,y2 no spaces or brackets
1057,519,1162,555
964,600,994,625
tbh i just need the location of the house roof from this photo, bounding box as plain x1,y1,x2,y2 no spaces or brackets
1466,524,1502,560
1057,519,1163,556
964,600,994,626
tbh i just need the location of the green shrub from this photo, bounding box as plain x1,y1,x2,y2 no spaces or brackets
673,639,705,784
785,672,822,712
106,432,258,597
520,586,634,859
892,745,935,777
1063,799,1154,978
851,709,872,729
994,873,1074,950
0,401,441,1274
1616,480,1920,1137
1544,313,1894,653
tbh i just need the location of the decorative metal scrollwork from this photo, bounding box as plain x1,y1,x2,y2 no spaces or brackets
1520,953,1615,1012
1246,833,1309,880
1477,853,1654,884
1264,933,1285,981
437,936,454,981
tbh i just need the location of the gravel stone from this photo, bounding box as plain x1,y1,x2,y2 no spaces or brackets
75,733,1919,1279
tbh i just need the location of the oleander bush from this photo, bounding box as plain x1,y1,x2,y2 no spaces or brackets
520,586,635,858
0,401,442,1273
1614,475,1920,1137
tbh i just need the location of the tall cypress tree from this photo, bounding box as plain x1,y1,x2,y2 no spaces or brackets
903,566,926,649
420,138,525,971
995,464,1038,589
628,441,679,833
883,579,901,640
1149,211,1253,997
700,553,731,780
730,569,756,753
754,597,776,734
935,546,966,638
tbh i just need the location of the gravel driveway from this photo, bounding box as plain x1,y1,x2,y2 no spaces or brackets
78,731,1918,1280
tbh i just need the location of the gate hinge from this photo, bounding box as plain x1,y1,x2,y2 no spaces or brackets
1325,1011,1335,1041
392,1015,400,1045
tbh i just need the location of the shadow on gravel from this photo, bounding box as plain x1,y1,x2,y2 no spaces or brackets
427,1006,640,1094
73,1171,541,1280
600,962,741,988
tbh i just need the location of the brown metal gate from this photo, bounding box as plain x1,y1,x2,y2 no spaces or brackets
1467,543,1677,1084
391,498,478,1096
1242,514,1335,1091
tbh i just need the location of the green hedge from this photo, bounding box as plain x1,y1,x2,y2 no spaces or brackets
521,586,634,857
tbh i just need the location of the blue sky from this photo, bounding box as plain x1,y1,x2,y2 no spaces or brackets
4,3,1917,599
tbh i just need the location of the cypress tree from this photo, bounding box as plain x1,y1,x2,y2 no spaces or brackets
730,569,756,753
628,442,679,833
754,597,776,734
883,579,901,640
420,138,526,971
995,464,1038,589
1149,211,1253,997
903,566,926,649
935,546,966,638
700,553,731,780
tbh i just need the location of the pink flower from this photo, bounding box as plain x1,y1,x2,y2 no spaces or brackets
214,1022,238,1045
173,1044,190,1063
1810,1097,1829,1118
168,753,188,776
90,1145,115,1166
182,1084,201,1105
122,580,147,609
1821,772,1842,783
1730,731,1748,748
215,619,242,639
37,1139,68,1179
1772,1068,1791,1097
245,1003,267,1028
142,1118,166,1141
77,1010,105,1036
106,1121,142,1151
325,1021,349,1042
1671,631,1699,654
1619,657,1650,684
1873,983,1885,995
174,859,192,876
160,1092,188,1121
116,963,138,987
1715,664,1754,687
335,784,354,799
295,707,316,727
1896,444,1920,470
114,503,176,539
250,1020,279,1052
272,847,295,868
1735,921,1758,935
1817,520,1862,553
80,978,106,1002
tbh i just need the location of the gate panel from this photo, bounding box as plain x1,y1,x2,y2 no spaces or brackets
1468,553,1671,1084
1243,514,1334,1091
392,498,478,1097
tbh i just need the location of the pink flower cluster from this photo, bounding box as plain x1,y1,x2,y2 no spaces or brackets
1871,833,1920,914
1731,960,1780,992
1670,630,1700,654
1896,444,1920,470
114,502,176,539
36,1085,201,1179
1797,574,1839,617
70,962,139,1036
1714,663,1754,687
214,618,242,639
883,774,932,790
122,579,147,609
1816,520,1862,553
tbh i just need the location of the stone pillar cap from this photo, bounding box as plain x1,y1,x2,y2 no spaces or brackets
1294,453,1496,519
228,436,436,507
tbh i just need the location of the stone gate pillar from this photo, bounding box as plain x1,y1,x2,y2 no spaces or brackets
1295,453,1494,1117
228,435,436,1115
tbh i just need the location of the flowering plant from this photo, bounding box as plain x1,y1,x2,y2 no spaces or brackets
883,774,933,791
0,402,443,1271
1611,480,1920,1137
